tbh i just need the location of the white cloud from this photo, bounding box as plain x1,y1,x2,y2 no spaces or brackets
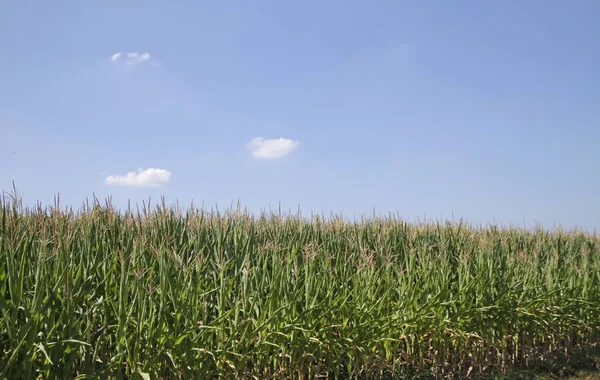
110,52,122,62
104,168,171,187
246,137,300,159
109,52,155,66
127,52,150,63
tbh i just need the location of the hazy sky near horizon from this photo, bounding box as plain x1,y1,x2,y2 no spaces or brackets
1,1,599,230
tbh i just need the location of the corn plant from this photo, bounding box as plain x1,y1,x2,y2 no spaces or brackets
1,192,599,379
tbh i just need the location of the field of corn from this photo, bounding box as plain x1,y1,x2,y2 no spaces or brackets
1,194,600,379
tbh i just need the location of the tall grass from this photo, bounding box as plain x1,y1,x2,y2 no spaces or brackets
1,193,599,379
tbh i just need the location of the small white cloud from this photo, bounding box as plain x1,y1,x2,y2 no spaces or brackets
110,52,122,62
127,52,151,63
246,137,300,159
110,52,155,66
104,168,171,187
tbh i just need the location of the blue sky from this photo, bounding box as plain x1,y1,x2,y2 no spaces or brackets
1,0,599,230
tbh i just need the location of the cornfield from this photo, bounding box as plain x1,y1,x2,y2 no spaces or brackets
1,193,599,379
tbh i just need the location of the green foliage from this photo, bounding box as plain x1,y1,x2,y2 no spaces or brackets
1,193,599,379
